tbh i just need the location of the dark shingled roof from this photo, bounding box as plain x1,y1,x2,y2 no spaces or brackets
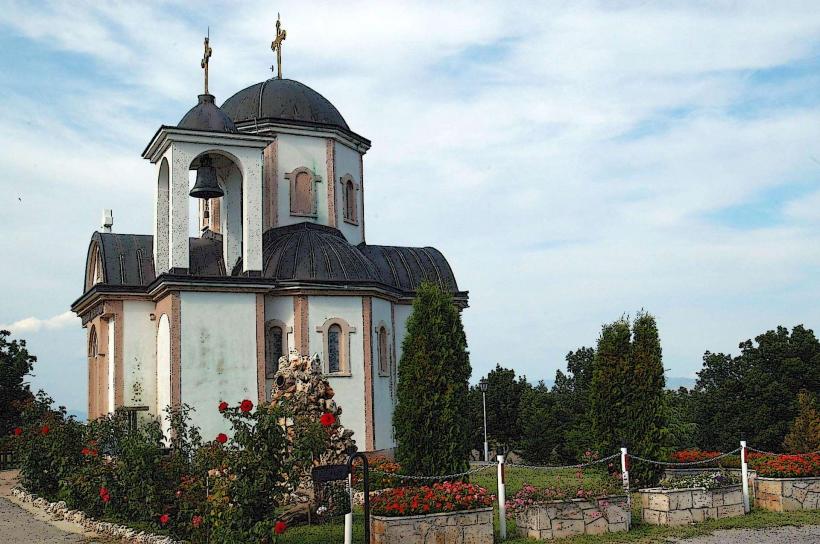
221,78,349,131
84,223,459,295
178,94,238,133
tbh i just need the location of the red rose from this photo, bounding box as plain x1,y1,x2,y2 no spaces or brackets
81,447,90,456
13,427,22,436
216,433,228,444
159,513,170,525
320,412,336,427
99,487,110,504
240,399,253,413
274,520,287,535
218,401,229,412
192,515,203,528
40,425,49,435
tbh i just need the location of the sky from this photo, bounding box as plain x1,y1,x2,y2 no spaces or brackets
2,1,820,416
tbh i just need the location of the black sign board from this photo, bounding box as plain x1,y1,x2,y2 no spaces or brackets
312,463,350,483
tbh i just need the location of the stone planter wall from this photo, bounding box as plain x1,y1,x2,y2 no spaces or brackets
514,495,630,540
640,485,744,526
371,507,493,544
755,477,820,511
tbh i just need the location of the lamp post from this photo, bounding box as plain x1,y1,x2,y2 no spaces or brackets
479,378,489,462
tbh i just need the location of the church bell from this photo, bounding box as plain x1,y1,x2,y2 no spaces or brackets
189,155,224,199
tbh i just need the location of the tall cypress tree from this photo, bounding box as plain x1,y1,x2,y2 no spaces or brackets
393,282,472,476
590,312,668,484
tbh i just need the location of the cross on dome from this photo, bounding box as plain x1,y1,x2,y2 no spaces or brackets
201,29,213,94
271,13,286,79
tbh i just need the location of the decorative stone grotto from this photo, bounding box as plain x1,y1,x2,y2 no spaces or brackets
371,507,494,544
755,477,820,511
640,485,744,526
514,496,631,540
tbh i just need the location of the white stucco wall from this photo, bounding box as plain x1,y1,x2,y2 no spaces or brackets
122,301,157,423
107,318,116,414
371,297,394,449
276,133,329,227
393,303,413,367
334,141,364,245
180,292,258,441
307,296,365,447
264,296,295,400
156,314,171,438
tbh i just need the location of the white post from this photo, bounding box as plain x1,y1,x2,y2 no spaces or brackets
621,446,631,527
741,440,750,513
497,454,507,540
482,390,489,462
344,473,353,544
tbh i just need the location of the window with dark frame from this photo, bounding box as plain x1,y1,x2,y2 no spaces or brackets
328,324,342,373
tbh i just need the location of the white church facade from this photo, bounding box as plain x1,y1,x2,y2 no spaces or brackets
70,30,467,451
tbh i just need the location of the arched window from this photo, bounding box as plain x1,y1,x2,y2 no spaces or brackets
265,323,287,379
286,167,321,217
88,326,98,357
327,324,342,373
341,174,358,225
378,326,389,375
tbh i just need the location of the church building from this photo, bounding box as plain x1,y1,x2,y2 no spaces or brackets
70,21,467,450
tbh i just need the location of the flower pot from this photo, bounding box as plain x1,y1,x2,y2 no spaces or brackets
370,507,493,544
639,485,744,526
755,476,820,511
514,495,630,540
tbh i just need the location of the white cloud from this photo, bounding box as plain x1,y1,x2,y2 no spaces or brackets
1,311,79,335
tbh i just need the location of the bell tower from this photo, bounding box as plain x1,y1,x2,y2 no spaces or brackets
142,34,273,276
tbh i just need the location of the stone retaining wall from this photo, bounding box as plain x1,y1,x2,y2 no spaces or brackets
371,507,493,544
514,495,630,540
755,477,820,511
640,485,744,526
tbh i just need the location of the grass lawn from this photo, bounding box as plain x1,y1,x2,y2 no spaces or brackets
279,465,820,543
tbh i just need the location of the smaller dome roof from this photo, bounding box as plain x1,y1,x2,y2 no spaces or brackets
178,94,238,133
221,78,349,131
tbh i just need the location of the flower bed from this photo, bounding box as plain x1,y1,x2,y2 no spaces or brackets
506,476,629,540
669,449,740,468
753,454,820,511
370,482,494,543
640,472,744,526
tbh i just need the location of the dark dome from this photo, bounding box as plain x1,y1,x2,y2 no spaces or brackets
221,78,349,131
178,94,238,133
256,222,376,282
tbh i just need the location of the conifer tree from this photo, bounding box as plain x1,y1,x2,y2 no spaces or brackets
783,391,820,453
590,312,669,484
0,330,36,436
393,282,472,476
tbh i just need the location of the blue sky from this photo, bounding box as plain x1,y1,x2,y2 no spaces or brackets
3,1,820,415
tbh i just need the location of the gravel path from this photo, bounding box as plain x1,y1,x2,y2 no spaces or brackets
668,525,820,543
0,496,88,543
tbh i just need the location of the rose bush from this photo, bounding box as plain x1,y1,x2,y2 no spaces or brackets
371,481,494,517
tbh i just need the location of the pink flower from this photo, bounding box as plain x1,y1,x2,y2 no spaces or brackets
192,515,203,528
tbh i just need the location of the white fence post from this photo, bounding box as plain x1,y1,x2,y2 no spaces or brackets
620,446,631,527
497,454,507,540
741,440,750,513
344,473,353,544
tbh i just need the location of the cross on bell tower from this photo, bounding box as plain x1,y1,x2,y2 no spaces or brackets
271,13,286,79
201,29,213,94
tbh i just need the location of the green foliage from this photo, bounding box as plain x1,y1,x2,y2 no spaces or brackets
590,312,669,485
665,388,698,450
694,325,820,452
783,390,820,453
393,282,472,476
551,347,597,462
0,330,36,437
659,471,740,490
469,364,531,454
517,382,559,463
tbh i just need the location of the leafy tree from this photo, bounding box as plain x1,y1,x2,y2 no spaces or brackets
552,347,596,462
665,387,698,450
783,390,820,453
590,312,668,484
517,381,559,463
0,330,36,437
469,364,530,454
694,325,820,452
393,282,472,476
